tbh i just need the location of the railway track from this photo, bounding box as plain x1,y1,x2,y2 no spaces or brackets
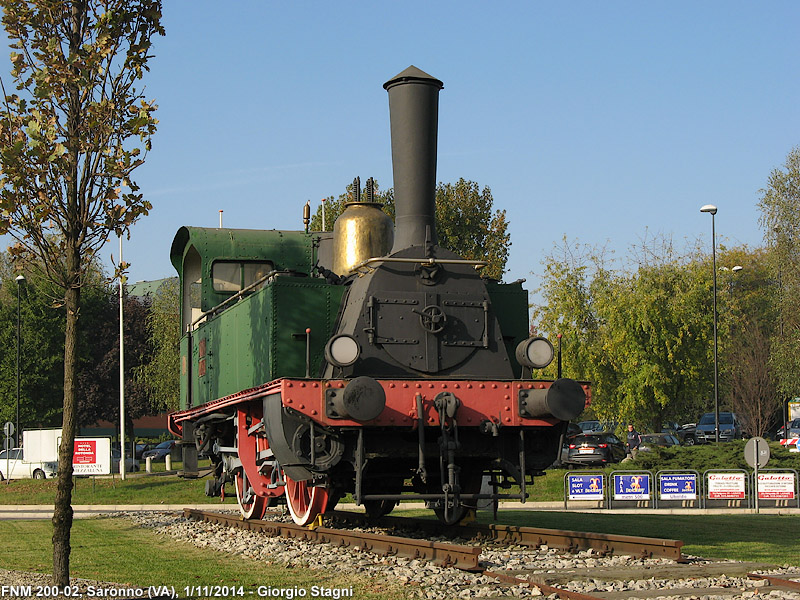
329,510,685,561
182,508,800,599
184,508,683,570
183,509,482,571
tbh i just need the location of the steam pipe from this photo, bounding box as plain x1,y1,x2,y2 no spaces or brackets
383,66,443,252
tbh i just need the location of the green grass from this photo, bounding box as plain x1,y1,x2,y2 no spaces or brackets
1,444,797,594
0,472,241,506
0,509,796,600
479,510,800,567
0,518,404,600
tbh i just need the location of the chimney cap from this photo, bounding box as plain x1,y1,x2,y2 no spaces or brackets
384,65,443,91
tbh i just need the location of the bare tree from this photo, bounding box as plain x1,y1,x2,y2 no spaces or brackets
728,320,779,437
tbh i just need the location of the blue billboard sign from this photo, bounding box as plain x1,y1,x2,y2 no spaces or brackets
613,473,651,500
660,473,697,500
567,474,604,500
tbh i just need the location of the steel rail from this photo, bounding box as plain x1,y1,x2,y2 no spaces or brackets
183,509,482,571
486,570,605,600
747,573,800,591
330,511,685,561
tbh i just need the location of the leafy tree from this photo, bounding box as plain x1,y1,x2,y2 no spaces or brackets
533,236,716,431
758,146,800,400
532,237,605,386
596,251,712,431
135,277,180,412
0,261,65,430
0,253,116,431
0,0,163,585
1,251,161,445
431,179,510,279
75,289,153,434
311,177,510,279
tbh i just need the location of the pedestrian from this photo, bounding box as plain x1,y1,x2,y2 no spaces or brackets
626,423,641,459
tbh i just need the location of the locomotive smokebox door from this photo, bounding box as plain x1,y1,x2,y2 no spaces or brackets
369,291,489,373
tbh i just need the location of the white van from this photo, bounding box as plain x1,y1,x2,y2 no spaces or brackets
0,447,58,480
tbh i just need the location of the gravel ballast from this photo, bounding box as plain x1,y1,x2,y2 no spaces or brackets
2,510,799,600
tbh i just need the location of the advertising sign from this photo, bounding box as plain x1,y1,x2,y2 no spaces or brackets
73,437,111,476
757,472,796,500
707,472,746,499
567,474,604,500
789,400,800,421
659,473,697,500
613,473,650,500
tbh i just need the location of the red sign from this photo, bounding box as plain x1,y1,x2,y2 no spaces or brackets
707,473,746,499
73,440,97,465
757,473,796,500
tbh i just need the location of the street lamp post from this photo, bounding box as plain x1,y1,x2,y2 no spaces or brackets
700,204,719,443
15,274,25,447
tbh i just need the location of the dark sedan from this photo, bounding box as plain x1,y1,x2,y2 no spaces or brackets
141,440,176,461
567,433,627,466
639,433,681,451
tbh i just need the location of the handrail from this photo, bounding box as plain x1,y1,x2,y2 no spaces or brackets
188,269,281,331
350,255,488,274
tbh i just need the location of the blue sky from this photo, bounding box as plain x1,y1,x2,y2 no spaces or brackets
11,2,800,302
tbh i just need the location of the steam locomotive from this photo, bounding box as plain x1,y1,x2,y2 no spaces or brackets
167,66,589,525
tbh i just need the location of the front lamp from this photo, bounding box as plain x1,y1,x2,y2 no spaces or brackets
515,336,555,370
325,334,361,367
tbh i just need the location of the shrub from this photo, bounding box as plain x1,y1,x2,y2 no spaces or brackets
626,440,799,473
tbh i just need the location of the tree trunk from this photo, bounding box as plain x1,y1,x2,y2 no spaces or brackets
52,245,81,586
52,0,84,583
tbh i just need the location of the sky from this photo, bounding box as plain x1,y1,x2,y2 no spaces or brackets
8,2,800,303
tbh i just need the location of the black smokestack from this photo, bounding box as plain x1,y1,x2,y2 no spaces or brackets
383,66,443,252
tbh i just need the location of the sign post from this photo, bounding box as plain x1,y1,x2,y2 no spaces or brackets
745,436,770,513
3,422,13,485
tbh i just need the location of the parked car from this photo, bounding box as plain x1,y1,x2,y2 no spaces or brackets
577,420,603,433
776,419,800,440
0,447,58,480
135,443,153,459
141,440,176,462
639,433,681,452
662,421,697,445
550,422,583,467
567,432,627,466
678,423,697,445
111,447,140,472
694,412,742,444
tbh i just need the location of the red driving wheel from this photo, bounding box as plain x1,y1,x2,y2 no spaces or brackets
234,468,267,520
283,473,329,526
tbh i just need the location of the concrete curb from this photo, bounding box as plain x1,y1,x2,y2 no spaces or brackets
2,502,798,520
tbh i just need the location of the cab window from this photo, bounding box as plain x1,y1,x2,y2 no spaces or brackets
212,262,241,292
182,247,203,332
212,261,274,293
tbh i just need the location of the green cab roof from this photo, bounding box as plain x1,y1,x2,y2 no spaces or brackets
170,226,314,276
